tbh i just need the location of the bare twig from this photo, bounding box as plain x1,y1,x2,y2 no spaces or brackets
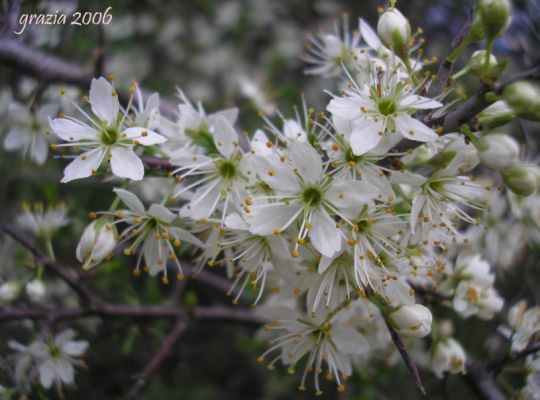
1,0,23,39
127,320,189,399
488,343,540,375
463,360,506,400
383,316,427,397
2,224,101,306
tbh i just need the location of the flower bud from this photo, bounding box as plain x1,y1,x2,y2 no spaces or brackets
76,218,117,270
478,0,511,40
477,101,515,129
502,81,540,116
390,304,432,338
477,133,520,171
502,164,539,197
25,280,46,302
0,281,20,303
467,50,499,78
430,338,467,378
377,8,410,56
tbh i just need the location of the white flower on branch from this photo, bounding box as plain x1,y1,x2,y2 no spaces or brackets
49,77,166,182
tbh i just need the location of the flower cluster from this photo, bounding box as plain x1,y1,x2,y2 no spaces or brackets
3,0,540,396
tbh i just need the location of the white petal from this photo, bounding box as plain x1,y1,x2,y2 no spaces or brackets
250,204,302,235
39,361,56,388
332,326,369,354
110,147,144,181
327,180,377,208
49,117,97,141
389,170,427,186
168,227,204,247
61,149,103,183
289,141,322,183
62,340,88,357
399,95,442,110
283,119,307,142
349,119,384,155
29,135,48,165
189,180,222,220
212,116,237,158
207,107,239,126
396,115,439,142
224,213,249,230
326,97,364,120
309,209,341,257
252,154,299,193
54,329,76,345
4,128,28,150
147,204,176,223
359,18,382,50
56,358,74,384
113,188,145,214
122,127,167,145
89,77,120,125
410,194,426,234
250,129,274,155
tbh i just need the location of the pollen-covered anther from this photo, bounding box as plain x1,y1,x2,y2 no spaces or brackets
124,248,132,256
291,250,300,258
265,141,273,148
50,143,57,151
173,239,181,247
337,384,346,393
315,390,324,397
267,170,275,176
141,130,149,137
161,276,169,285
298,386,307,392
273,229,281,235
347,239,357,246
88,211,97,219
132,269,141,277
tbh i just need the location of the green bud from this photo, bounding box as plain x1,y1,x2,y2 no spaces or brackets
502,81,540,119
478,0,512,40
477,133,520,171
477,101,515,129
502,164,538,197
377,8,411,57
467,50,499,78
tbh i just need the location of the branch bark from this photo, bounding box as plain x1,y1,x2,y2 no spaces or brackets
127,320,189,399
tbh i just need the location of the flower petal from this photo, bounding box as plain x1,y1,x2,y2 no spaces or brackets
48,117,98,141
122,127,167,145
148,203,176,223
399,95,442,110
250,204,302,236
289,141,322,183
110,147,144,181
349,119,384,155
61,149,104,183
396,115,439,142
212,116,237,158
89,77,120,125
332,326,370,354
309,209,341,257
327,180,377,208
113,188,145,215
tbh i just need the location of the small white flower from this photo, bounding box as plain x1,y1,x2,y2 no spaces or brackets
3,102,58,165
377,8,411,55
108,188,202,281
25,280,46,302
327,69,441,156
16,202,69,239
507,301,540,352
430,338,467,378
258,309,369,395
9,329,88,389
76,218,117,270
390,304,432,338
49,77,167,182
0,281,20,303
249,141,376,257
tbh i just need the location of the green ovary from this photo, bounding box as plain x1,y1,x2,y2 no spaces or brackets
378,98,397,116
100,127,118,145
218,160,237,180
301,186,323,208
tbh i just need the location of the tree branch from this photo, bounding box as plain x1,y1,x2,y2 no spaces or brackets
463,360,506,400
127,320,189,399
2,223,101,307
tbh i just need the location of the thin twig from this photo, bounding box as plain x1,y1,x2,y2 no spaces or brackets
127,320,189,399
2,224,101,306
488,343,540,375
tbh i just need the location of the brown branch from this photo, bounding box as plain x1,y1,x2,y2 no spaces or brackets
0,38,177,117
2,224,101,307
140,155,174,171
127,320,189,399
463,360,506,400
488,343,540,375
383,316,427,397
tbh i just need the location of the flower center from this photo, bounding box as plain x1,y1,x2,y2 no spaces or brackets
100,127,118,145
377,98,397,116
301,186,323,208
218,160,237,180
48,344,61,358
